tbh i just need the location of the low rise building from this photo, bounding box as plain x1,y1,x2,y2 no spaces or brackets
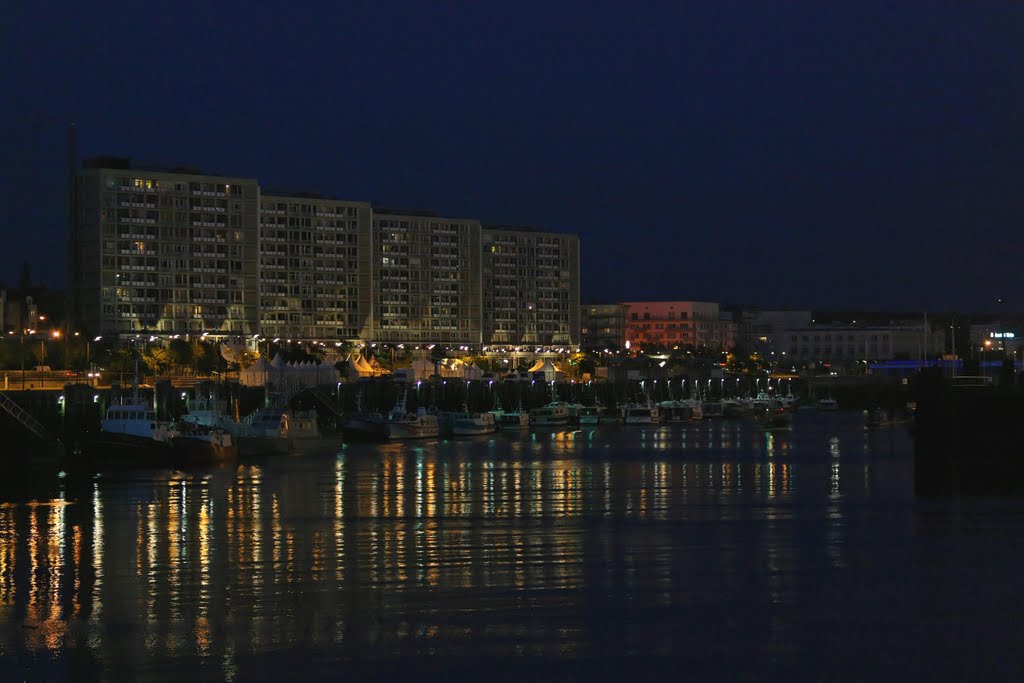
784,323,943,362
622,301,734,351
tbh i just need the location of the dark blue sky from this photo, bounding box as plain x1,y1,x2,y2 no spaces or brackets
3,1,1022,312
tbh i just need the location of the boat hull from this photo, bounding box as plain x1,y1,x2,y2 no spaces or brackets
495,413,530,430
388,421,441,440
237,436,294,456
74,431,176,468
342,415,388,441
171,436,238,465
451,425,497,436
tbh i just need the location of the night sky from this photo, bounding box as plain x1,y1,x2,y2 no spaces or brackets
4,1,1022,313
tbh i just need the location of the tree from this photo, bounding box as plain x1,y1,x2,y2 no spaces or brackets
238,350,260,369
194,341,224,375
107,347,150,380
0,338,33,370
167,339,194,374
429,345,446,365
143,346,173,375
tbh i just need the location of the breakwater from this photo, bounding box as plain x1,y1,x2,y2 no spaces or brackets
913,370,1024,496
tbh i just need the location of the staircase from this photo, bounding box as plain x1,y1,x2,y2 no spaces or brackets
0,391,56,443
296,387,345,419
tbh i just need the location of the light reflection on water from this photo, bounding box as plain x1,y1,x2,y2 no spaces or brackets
0,414,1022,680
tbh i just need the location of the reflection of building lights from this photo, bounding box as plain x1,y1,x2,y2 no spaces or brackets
92,484,103,620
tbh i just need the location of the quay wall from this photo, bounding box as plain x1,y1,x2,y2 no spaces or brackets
913,369,1024,496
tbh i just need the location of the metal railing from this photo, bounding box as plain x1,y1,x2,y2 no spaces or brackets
0,391,51,442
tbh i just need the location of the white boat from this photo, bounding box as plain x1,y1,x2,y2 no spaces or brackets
529,401,573,426
817,397,839,411
622,400,662,424
101,402,178,443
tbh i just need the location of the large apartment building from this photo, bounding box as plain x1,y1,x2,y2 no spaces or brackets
482,226,580,347
70,158,579,347
258,194,373,340
371,210,483,345
70,158,261,336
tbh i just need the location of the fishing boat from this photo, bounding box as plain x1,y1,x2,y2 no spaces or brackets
747,391,773,411
441,407,498,436
702,399,724,418
386,388,440,439
76,351,180,465
171,421,238,463
77,401,179,466
237,406,323,453
490,396,530,430
816,397,839,411
342,391,388,441
387,408,440,439
528,401,573,426
621,400,662,425
577,404,602,425
721,398,752,418
657,400,688,422
756,405,792,431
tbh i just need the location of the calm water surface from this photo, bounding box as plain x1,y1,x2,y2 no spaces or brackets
1,412,1022,681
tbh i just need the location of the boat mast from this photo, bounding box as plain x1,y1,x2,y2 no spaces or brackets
133,341,141,405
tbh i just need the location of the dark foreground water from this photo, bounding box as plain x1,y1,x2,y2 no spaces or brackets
1,412,1022,682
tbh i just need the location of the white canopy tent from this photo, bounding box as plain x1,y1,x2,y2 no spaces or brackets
527,358,563,383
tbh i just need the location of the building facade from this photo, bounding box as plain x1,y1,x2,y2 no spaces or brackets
621,301,734,350
784,323,943,361
259,194,373,341
71,158,578,349
371,210,483,345
71,159,261,337
481,226,580,348
581,304,627,351
968,322,1022,358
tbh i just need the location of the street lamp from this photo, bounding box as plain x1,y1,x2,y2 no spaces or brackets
984,339,992,379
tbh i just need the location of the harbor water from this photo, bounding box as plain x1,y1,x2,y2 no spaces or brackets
1,412,1022,681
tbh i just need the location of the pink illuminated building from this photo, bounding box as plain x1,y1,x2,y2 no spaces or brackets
621,301,735,351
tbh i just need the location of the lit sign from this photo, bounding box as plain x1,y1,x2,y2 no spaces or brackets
992,332,1015,339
